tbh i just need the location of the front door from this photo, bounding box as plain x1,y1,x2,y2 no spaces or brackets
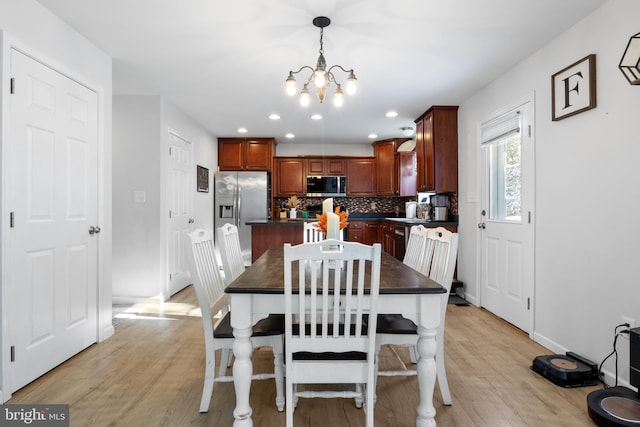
166,131,193,297
6,49,99,393
479,99,535,333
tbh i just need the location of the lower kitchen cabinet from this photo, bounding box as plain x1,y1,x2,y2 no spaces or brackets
380,221,396,257
347,220,379,245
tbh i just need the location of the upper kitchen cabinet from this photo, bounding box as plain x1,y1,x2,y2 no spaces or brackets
218,137,275,171
414,106,458,193
347,158,376,196
274,157,306,196
373,138,416,196
306,157,346,176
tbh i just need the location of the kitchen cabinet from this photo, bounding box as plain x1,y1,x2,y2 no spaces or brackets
348,221,364,243
306,157,346,176
347,158,376,196
414,106,458,193
380,221,396,257
347,220,379,245
218,137,274,171
363,221,380,245
274,157,305,196
394,152,417,196
374,139,416,196
374,139,397,196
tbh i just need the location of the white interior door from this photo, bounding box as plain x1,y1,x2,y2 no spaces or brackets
6,49,99,393
167,131,193,297
479,99,535,333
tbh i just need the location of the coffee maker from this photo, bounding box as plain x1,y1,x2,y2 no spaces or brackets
431,194,449,221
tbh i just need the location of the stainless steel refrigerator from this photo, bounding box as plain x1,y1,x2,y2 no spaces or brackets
214,171,270,266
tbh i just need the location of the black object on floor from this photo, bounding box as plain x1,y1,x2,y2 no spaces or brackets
448,295,469,306
587,386,640,427
531,352,599,387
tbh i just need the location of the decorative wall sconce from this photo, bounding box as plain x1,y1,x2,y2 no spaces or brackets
619,32,640,85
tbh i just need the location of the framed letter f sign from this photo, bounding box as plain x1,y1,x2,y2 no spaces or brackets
552,54,597,121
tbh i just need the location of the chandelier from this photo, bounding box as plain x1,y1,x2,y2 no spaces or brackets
286,16,357,107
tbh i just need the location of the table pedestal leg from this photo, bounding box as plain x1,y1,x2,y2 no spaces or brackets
415,325,437,427
231,294,254,427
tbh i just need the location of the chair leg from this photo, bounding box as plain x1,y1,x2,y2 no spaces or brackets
272,338,285,412
408,344,418,364
199,348,216,412
365,383,375,427
218,348,232,378
436,330,452,405
354,384,363,408
286,376,294,427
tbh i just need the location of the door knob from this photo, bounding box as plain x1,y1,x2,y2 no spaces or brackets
477,223,486,229
89,226,101,235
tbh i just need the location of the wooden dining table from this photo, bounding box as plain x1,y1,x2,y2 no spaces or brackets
225,246,446,427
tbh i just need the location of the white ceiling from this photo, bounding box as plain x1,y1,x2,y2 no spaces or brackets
36,0,607,145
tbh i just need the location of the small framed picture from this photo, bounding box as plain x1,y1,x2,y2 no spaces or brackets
552,54,596,121
197,165,209,193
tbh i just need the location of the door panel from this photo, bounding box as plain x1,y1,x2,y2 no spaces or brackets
7,49,98,393
479,100,534,333
167,132,193,297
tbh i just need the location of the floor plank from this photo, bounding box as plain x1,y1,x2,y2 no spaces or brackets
6,286,599,426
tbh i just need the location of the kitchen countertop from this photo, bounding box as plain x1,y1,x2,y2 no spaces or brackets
246,215,458,227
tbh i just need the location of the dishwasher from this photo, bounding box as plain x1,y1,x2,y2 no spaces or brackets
394,225,406,261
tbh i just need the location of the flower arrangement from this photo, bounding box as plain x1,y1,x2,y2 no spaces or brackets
286,195,300,210
313,207,349,234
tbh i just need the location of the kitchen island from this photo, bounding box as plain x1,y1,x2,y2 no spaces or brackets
246,219,310,262
246,216,458,263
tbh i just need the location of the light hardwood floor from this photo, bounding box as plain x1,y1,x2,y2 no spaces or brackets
7,286,599,426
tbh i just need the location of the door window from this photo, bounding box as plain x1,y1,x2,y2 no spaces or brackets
481,111,522,222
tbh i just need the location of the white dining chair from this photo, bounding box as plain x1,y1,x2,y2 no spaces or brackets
303,221,325,243
185,228,285,413
402,225,429,271
217,223,246,285
375,227,459,406
283,239,382,427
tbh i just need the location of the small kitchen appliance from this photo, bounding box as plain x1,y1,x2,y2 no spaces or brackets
431,194,449,221
405,201,417,219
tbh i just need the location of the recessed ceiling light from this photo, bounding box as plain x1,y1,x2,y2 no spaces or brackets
311,114,322,120
385,111,398,118
237,127,248,133
269,114,281,120
285,133,295,139
368,133,378,139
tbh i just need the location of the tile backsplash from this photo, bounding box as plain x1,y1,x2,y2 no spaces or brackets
275,192,458,216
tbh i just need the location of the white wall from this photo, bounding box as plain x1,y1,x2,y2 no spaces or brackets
457,0,640,385
0,0,113,400
112,95,215,302
112,96,162,301
0,4,113,328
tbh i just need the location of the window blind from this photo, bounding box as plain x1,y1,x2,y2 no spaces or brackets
480,110,521,145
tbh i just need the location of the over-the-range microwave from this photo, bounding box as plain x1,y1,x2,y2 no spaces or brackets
306,176,347,197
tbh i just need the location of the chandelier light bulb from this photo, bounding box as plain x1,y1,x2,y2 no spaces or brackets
286,73,297,96
314,69,327,88
333,85,344,107
300,85,311,107
346,72,357,95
